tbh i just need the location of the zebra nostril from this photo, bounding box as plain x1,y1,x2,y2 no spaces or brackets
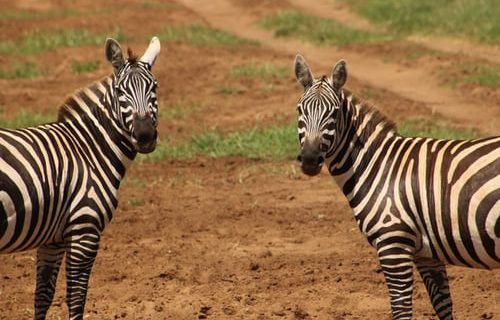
297,154,302,162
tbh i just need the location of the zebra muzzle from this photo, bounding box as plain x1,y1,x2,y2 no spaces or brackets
132,113,157,153
298,145,324,176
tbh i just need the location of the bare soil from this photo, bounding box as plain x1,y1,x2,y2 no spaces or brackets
0,0,498,319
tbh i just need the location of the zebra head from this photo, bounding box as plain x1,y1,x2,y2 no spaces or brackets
105,37,160,154
294,54,347,176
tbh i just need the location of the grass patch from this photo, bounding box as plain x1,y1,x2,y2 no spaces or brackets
345,0,500,44
128,197,145,207
399,118,479,140
0,110,55,128
0,28,125,55
0,62,43,79
446,63,500,88
229,63,289,78
72,59,100,74
121,177,147,188
160,101,200,120
0,9,81,21
259,10,390,46
139,123,298,162
159,25,258,46
215,85,245,95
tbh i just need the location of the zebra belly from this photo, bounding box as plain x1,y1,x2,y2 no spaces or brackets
0,189,63,253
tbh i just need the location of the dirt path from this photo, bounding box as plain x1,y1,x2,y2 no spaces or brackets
290,0,500,65
179,0,499,134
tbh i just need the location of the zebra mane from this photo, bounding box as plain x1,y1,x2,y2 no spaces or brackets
126,48,138,64
57,76,113,123
343,88,397,135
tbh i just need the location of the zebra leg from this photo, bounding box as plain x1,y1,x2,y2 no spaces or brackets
65,232,100,320
415,258,453,320
377,246,415,320
34,244,65,320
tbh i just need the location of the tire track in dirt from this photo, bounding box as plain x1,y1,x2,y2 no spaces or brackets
177,0,499,134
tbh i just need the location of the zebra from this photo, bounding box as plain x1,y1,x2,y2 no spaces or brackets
0,36,160,320
293,54,499,319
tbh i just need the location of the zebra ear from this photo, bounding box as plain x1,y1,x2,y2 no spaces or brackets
294,54,314,90
140,36,161,68
331,59,347,90
105,38,125,73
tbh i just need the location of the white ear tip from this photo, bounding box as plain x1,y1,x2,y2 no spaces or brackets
150,36,160,50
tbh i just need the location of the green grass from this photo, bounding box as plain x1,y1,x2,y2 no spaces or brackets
160,101,200,120
399,118,479,140
0,28,125,55
0,9,81,21
72,59,100,74
128,197,145,207
159,24,258,46
121,177,147,188
447,63,500,88
215,85,245,95
0,62,43,79
0,110,55,128
345,0,500,44
259,10,390,46
229,63,289,78
138,123,298,162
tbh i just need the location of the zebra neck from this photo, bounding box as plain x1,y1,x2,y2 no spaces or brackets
57,77,136,176
327,94,398,202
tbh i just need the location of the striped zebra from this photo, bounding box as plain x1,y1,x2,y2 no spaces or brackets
0,37,160,320
293,54,499,319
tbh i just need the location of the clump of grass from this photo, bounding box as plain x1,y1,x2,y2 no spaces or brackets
128,197,145,207
0,110,55,128
160,101,200,120
447,63,500,88
72,59,100,74
345,0,500,44
230,63,289,78
215,85,245,95
259,10,390,46
138,123,298,162
0,9,81,21
0,28,125,55
159,25,258,46
0,62,43,79
121,177,147,188
399,118,479,140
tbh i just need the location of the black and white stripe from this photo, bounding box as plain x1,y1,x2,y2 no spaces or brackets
0,37,160,320
294,54,499,320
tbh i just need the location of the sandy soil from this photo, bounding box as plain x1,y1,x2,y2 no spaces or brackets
0,0,498,319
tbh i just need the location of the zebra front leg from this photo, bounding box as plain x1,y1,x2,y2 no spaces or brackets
65,232,100,320
415,258,453,320
34,244,66,320
377,244,415,320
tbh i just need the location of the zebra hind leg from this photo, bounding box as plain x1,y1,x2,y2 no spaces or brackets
34,244,65,320
377,245,415,320
65,233,100,320
415,258,453,320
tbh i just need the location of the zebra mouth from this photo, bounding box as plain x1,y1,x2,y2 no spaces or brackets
297,154,323,176
132,131,157,154
134,140,156,153
133,135,157,153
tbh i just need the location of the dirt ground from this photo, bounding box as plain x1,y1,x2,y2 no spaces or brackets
0,0,498,319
